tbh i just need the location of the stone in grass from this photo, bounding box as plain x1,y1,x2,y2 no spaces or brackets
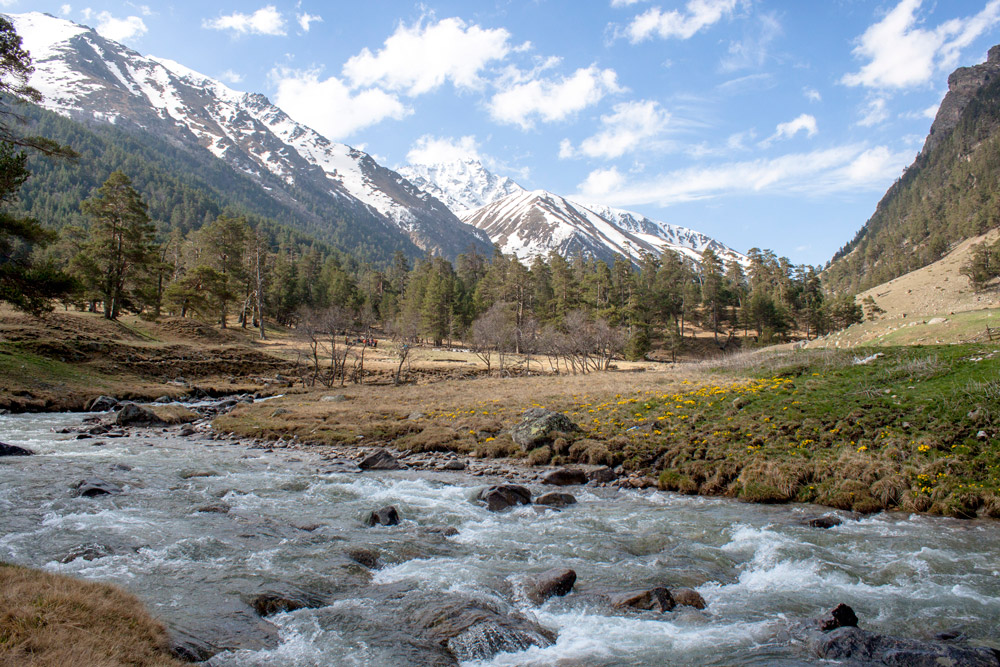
610,587,676,613
359,448,403,471
0,442,33,456
320,394,348,403
534,492,576,508
364,505,400,527
526,568,576,604
477,484,531,512
509,408,581,449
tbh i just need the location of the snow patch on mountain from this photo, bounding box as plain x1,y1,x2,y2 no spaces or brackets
399,158,524,216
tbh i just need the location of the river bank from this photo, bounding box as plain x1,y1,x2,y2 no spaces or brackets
2,405,1000,665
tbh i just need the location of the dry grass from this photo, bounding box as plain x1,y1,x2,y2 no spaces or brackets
0,563,182,667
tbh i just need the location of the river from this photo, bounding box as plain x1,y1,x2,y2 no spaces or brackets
2,410,999,665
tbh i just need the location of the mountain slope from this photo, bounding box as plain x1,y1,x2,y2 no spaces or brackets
11,11,490,261
398,158,525,216
825,44,1000,294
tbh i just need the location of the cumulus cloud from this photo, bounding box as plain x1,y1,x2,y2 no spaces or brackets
574,144,910,205
804,87,822,102
560,100,669,159
343,17,512,96
489,65,623,129
203,6,287,36
406,135,481,165
297,12,321,32
842,0,1000,89
623,0,740,43
271,67,410,140
95,11,147,42
773,113,818,140
218,69,244,85
858,97,889,126
60,4,71,15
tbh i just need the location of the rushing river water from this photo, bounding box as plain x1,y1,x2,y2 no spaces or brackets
2,410,1000,666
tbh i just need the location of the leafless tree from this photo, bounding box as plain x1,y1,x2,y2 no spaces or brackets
471,302,517,375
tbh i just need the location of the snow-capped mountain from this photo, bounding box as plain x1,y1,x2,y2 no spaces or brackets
11,12,490,259
399,158,525,216
461,189,747,267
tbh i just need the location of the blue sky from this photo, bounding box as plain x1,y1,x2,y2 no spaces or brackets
13,0,1000,265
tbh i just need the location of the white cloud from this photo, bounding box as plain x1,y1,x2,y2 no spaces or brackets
343,17,512,96
406,135,481,165
95,12,147,42
721,12,781,72
574,144,910,205
774,113,818,140
81,8,93,21
842,0,1000,89
218,69,244,85
488,65,623,129
271,67,410,140
297,12,321,32
203,6,287,37
59,4,71,15
858,97,889,126
611,0,644,6
804,87,822,102
561,100,669,159
623,0,740,43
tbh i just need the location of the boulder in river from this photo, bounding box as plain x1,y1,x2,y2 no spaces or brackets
812,626,999,666
359,448,403,471
72,478,122,497
87,395,119,412
364,505,400,527
610,587,676,613
540,468,588,486
671,588,707,610
476,484,531,512
587,466,616,483
345,547,380,569
245,588,327,617
509,408,581,449
805,515,843,529
526,568,576,604
115,403,165,427
59,543,114,564
0,442,33,456
816,603,858,631
534,492,576,508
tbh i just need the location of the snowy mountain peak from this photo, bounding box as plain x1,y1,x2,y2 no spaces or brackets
398,157,524,216
10,11,490,259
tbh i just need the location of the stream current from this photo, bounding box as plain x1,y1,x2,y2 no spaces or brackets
2,410,1000,665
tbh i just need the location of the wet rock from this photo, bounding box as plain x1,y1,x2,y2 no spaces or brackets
87,424,111,435
811,626,1000,666
91,441,106,447
87,395,119,412
671,588,707,610
155,395,171,403
816,603,858,631
321,394,348,403
323,460,363,474
196,503,231,514
245,588,327,617
179,426,197,437
476,484,531,512
610,587,676,613
534,492,577,507
180,469,218,479
0,442,33,456
425,526,460,537
587,466,616,484
364,505,400,527
346,547,380,568
508,408,581,449
294,523,322,532
72,478,122,497
541,468,588,486
805,515,843,529
359,448,403,471
59,543,113,563
75,433,92,440
410,597,556,662
440,459,466,471
526,568,576,604
109,463,132,472
115,403,166,427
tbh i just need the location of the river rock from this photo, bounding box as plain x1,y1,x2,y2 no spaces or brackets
72,478,122,497
410,597,556,662
179,425,197,437
672,588,707,610
587,466,616,483
534,492,576,507
440,459,466,471
805,515,843,529
476,484,531,512
811,626,1000,666
526,568,576,604
87,395,119,412
508,408,581,449
115,403,165,427
610,587,676,613
59,543,113,563
813,603,858,631
346,547,380,568
323,460,363,474
245,588,327,617
364,505,400,527
359,448,403,471
0,441,33,456
196,503,231,514
541,468,588,486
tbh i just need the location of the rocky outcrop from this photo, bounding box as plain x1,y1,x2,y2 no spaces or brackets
345,547,381,569
245,588,327,617
509,409,580,449
87,395,119,412
0,442,33,456
526,568,576,604
476,484,531,512
72,478,122,497
812,626,1000,666
923,45,1000,156
115,403,165,426
671,588,707,610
